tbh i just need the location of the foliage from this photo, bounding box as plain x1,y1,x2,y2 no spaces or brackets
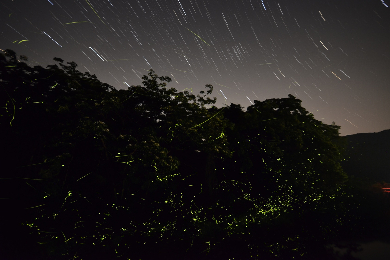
0,49,368,260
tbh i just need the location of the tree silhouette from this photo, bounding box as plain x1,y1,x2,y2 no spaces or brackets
1,49,372,260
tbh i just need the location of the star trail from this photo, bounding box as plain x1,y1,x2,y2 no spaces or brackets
1,0,389,135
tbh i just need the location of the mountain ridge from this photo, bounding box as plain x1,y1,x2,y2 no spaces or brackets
341,129,390,183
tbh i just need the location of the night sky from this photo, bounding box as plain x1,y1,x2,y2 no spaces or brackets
1,0,390,136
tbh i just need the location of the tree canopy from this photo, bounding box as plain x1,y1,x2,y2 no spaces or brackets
1,49,374,260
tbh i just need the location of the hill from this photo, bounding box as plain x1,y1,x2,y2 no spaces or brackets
341,129,390,183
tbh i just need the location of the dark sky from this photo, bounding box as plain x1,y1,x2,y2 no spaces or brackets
1,0,389,136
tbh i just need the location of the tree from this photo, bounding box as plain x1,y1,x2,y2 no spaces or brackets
0,49,233,259
1,49,352,259
185,95,350,259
